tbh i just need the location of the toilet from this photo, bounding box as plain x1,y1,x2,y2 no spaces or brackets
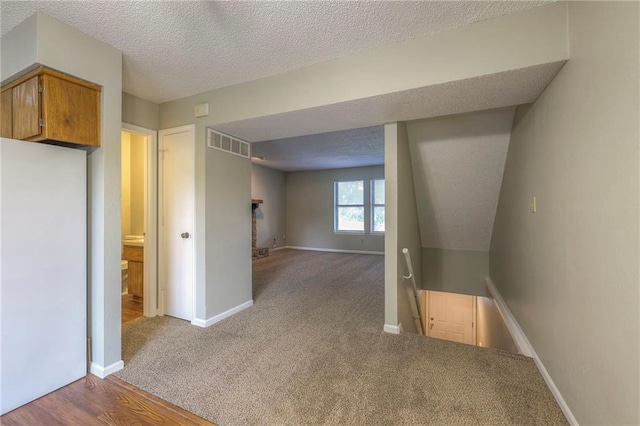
121,260,129,294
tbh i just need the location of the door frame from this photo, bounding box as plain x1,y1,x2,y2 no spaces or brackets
158,124,196,320
122,122,158,317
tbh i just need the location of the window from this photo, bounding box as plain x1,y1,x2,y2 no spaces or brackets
371,179,385,233
334,180,364,232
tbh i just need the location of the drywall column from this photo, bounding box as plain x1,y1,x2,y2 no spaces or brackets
490,2,639,424
384,122,422,333
0,12,124,374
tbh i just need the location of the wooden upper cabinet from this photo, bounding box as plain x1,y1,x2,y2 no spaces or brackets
0,89,12,138
12,76,41,140
1,66,101,147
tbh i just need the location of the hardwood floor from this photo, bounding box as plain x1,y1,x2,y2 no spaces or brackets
122,293,143,324
0,374,216,425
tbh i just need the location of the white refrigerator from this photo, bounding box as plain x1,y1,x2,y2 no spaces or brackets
0,137,87,414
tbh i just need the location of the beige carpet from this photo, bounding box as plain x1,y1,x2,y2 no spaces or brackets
116,249,567,425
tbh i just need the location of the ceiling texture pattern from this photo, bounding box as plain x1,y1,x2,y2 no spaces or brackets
1,1,550,104
251,126,384,172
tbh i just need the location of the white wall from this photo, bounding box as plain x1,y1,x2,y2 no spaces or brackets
1,139,87,414
285,166,384,253
384,123,421,333
2,12,123,372
251,163,286,249
490,2,639,424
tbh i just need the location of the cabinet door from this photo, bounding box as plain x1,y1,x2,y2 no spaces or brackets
12,76,41,140
128,261,144,299
42,74,100,146
0,89,11,138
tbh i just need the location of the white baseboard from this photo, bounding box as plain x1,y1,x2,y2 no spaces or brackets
383,323,401,334
271,246,286,252
484,277,578,426
90,360,124,378
287,246,384,256
192,299,253,328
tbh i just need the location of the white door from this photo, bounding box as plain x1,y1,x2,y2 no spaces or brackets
428,291,475,345
159,125,195,321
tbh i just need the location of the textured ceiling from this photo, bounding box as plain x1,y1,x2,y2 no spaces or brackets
251,126,383,172
1,1,550,104
407,108,515,252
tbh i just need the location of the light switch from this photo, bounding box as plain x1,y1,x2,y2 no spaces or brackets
531,197,537,213
194,102,209,118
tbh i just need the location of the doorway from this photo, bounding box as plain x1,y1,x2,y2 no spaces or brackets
421,290,477,345
159,125,195,321
121,123,158,323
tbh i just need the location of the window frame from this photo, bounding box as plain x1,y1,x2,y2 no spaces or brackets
334,180,365,234
370,178,385,234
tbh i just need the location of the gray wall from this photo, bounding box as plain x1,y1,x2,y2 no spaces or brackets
384,123,421,333
1,12,124,371
206,147,252,316
421,248,488,296
38,13,124,371
490,2,639,424
251,164,286,249
285,166,384,253
122,92,159,130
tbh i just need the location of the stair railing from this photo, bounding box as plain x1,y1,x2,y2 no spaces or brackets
402,248,424,335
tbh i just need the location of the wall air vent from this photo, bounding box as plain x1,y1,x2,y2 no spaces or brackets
207,128,251,159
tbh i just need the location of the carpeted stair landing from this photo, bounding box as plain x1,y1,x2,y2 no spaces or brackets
116,249,567,425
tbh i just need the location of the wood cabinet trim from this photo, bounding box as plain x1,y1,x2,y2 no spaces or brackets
2,66,101,92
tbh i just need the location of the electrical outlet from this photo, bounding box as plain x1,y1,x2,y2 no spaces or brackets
531,197,537,213
282,234,286,239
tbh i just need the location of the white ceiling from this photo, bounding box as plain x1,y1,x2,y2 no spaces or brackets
251,126,383,172
1,1,550,104
407,108,515,251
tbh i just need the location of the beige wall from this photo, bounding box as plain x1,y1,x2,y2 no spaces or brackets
122,92,159,131
385,123,421,333
121,132,131,238
120,132,145,238
476,296,518,353
490,2,639,424
251,164,286,249
129,133,145,236
285,166,384,253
